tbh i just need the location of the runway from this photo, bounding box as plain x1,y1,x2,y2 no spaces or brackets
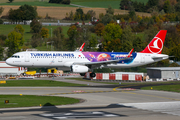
0,78,180,120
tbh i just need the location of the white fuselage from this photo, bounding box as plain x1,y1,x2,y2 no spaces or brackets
5,51,169,71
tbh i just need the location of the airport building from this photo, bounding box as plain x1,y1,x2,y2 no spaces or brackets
147,67,180,79
0,61,25,76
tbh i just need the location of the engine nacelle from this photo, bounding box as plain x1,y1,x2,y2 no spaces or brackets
71,65,89,73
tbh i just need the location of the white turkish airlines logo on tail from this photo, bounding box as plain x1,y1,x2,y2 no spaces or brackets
148,37,163,53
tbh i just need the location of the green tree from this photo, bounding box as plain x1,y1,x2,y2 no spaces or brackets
49,0,63,3
76,8,84,16
101,13,113,25
74,8,84,20
104,38,121,52
31,33,42,48
80,26,91,48
8,9,23,23
0,34,7,47
106,6,114,15
0,34,5,60
164,25,180,51
69,11,74,20
0,45,4,60
0,7,4,16
169,44,180,61
144,26,159,44
9,0,14,3
14,24,25,36
86,10,96,20
30,39,40,48
40,27,49,39
53,27,63,38
19,4,37,21
50,27,65,50
133,1,146,12
121,26,134,52
0,19,3,24
175,1,180,12
67,25,78,51
88,35,98,51
62,0,71,4
0,34,7,40
163,0,171,13
169,62,180,67
120,0,132,10
30,19,42,33
95,23,105,36
8,4,37,23
5,31,24,57
128,5,136,18
146,0,159,9
133,37,145,52
102,23,122,51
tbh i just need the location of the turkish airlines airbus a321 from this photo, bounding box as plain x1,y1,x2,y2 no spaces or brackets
6,30,169,77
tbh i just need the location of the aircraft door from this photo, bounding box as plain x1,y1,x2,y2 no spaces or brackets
175,71,179,78
141,55,145,63
25,53,29,62
58,56,62,62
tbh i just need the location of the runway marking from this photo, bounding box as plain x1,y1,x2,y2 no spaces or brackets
122,91,137,94
40,111,120,119
43,90,134,96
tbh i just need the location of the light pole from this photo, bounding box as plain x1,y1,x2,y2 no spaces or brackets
51,28,52,38
47,42,50,48
51,41,54,51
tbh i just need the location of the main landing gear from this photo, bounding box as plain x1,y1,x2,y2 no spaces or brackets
90,72,96,77
80,72,96,77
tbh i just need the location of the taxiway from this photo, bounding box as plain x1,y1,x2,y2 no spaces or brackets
0,78,180,120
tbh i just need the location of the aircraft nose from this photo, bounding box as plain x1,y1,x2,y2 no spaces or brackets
6,58,12,65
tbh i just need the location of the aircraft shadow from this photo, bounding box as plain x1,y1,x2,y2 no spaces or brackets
0,103,131,119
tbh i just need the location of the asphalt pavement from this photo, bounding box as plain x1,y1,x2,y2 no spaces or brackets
0,77,180,120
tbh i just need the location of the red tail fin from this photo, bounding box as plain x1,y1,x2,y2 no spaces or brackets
140,30,167,54
79,43,85,51
127,48,134,58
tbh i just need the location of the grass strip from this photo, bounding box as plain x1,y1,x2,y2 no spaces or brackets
0,80,86,87
0,95,80,108
141,84,180,93
65,77,120,84
0,1,74,7
0,25,69,42
65,77,180,85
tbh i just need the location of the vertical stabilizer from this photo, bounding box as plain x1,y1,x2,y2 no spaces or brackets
79,43,85,52
140,30,167,54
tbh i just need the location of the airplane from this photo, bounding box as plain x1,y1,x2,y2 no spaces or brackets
6,30,169,77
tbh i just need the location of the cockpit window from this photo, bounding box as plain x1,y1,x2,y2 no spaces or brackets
11,55,20,58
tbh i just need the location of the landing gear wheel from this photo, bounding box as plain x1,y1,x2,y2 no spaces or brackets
90,72,96,77
80,73,86,76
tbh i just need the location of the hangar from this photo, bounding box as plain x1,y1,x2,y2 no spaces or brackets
0,61,25,76
146,67,180,79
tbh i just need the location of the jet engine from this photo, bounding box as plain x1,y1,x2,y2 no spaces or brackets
71,65,89,73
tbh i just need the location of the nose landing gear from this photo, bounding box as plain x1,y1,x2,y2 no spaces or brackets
80,73,86,76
